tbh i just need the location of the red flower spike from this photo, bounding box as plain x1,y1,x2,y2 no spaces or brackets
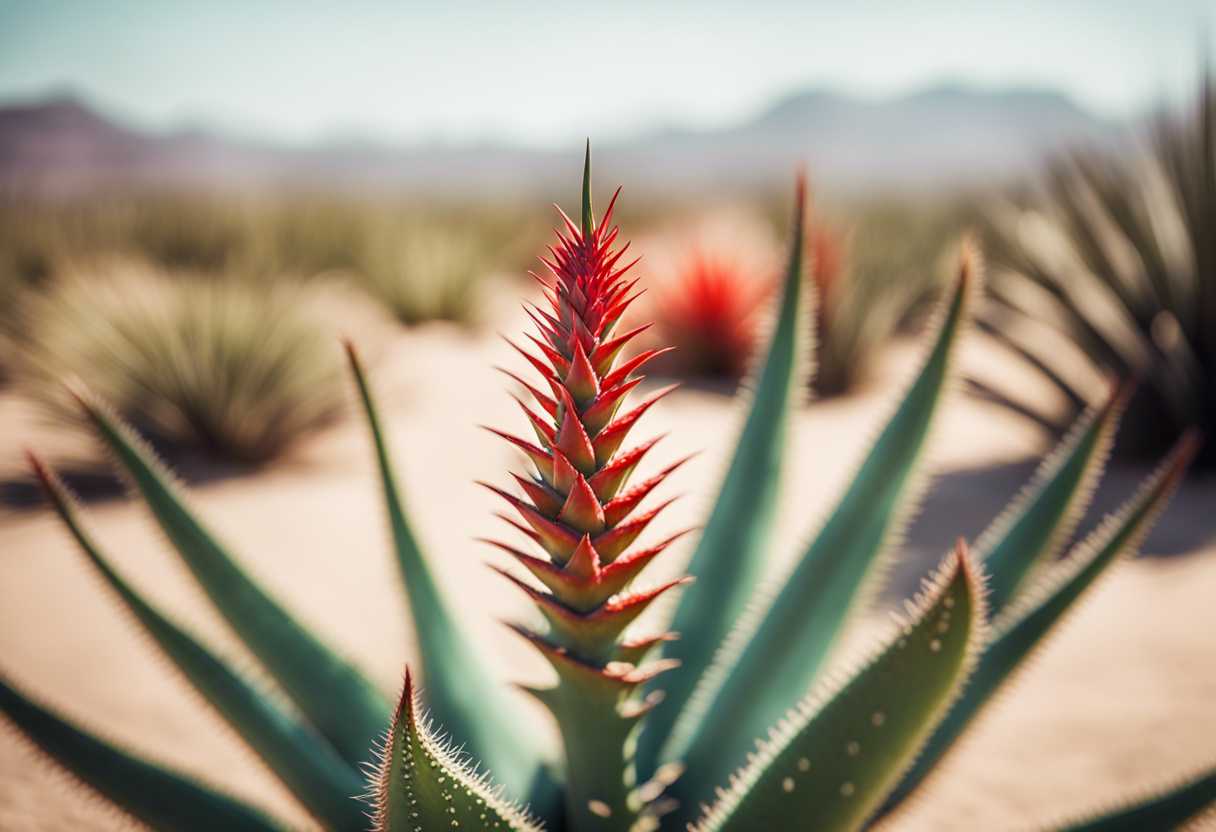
493,513,541,547
518,574,693,660
554,203,582,241
591,322,654,377
513,396,555,448
599,187,623,232
488,162,694,828
593,531,693,600
582,377,644,438
592,498,678,563
523,305,568,356
615,633,680,668
490,536,647,615
533,307,567,344
603,457,691,527
592,385,679,466
503,337,562,395
483,427,554,485
558,474,607,536
601,529,692,576
570,314,598,360
565,534,603,582
551,449,579,497
588,435,664,503
553,388,597,475
496,368,558,417
509,625,677,695
488,545,603,613
563,339,600,407
601,348,674,390
480,482,581,563
511,473,563,518
525,334,572,377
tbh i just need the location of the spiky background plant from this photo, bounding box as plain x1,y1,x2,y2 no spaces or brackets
9,260,345,462
2,149,1213,832
350,218,495,325
634,214,779,381
985,74,1216,468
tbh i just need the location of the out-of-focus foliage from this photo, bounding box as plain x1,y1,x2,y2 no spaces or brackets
0,194,537,331
986,76,1216,467
10,260,345,462
632,199,964,395
349,217,496,325
634,211,781,381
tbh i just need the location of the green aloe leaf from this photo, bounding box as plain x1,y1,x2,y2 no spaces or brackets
28,453,368,832
639,175,812,776
977,376,1133,615
1045,763,1216,831
373,667,542,832
690,543,984,832
880,429,1200,814
664,241,979,804
0,673,288,832
71,384,390,770
346,344,544,804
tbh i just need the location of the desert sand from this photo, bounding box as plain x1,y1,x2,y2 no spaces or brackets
1,307,1214,832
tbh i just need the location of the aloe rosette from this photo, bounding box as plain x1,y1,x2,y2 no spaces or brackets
0,147,1213,832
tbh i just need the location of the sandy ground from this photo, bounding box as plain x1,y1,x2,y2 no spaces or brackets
1,307,1214,831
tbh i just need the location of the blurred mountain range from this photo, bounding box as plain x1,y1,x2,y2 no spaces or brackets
0,85,1132,200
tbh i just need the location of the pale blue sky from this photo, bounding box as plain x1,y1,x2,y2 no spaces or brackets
0,0,1210,148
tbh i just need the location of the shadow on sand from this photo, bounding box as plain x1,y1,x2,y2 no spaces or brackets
882,460,1216,604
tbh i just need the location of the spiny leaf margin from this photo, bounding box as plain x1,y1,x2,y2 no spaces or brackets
27,451,368,831
691,542,986,832
67,379,391,770
373,667,543,832
639,172,814,776
664,239,981,803
0,671,289,832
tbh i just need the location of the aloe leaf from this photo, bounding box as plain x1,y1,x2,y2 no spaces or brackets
880,430,1200,815
373,668,542,832
346,345,543,803
1046,763,1216,831
690,543,985,832
664,242,979,802
71,384,390,770
29,453,368,831
0,673,289,832
638,175,812,776
977,376,1133,614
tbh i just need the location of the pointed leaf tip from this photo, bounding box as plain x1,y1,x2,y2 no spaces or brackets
582,139,594,238
376,667,542,832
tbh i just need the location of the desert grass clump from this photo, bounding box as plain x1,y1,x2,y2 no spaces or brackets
350,216,498,326
12,260,345,462
1,150,1212,832
986,75,1216,467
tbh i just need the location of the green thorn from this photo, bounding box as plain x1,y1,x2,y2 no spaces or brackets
582,139,594,238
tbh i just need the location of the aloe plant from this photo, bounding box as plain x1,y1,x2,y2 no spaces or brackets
985,73,1216,468
2,148,1211,832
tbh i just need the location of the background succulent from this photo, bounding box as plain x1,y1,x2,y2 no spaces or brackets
0,154,1209,832
8,260,345,463
984,74,1216,468
632,210,780,382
